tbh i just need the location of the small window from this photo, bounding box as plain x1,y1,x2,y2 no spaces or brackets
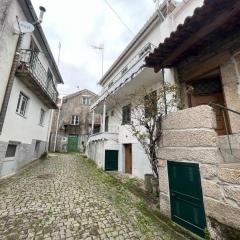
16,92,29,117
145,91,157,118
5,144,17,158
35,140,41,153
39,109,45,126
71,115,80,125
122,104,131,125
46,68,53,89
82,96,91,105
121,66,128,76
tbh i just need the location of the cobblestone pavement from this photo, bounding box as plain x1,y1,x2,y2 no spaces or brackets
0,154,187,240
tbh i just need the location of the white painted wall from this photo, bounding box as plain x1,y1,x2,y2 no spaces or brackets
0,0,20,108
100,0,205,90
0,77,51,144
132,143,152,179
88,0,206,179
0,0,61,148
0,0,58,109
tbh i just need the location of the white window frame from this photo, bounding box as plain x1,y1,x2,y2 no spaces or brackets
71,115,80,125
82,96,91,105
16,92,29,117
39,108,46,126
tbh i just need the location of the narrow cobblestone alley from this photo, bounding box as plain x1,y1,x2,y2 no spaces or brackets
0,154,188,240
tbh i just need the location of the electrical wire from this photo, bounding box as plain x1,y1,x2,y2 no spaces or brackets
103,0,135,36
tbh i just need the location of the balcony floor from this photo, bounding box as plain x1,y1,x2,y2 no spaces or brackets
16,70,58,109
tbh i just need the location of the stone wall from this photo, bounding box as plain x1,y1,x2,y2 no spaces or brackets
219,52,240,164
51,90,99,136
220,52,240,134
157,105,240,239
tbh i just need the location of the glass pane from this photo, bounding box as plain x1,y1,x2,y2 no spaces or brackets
16,94,22,113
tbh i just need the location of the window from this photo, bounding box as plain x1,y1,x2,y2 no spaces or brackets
138,43,152,58
122,104,131,125
46,68,53,89
121,66,128,76
35,140,41,153
82,96,91,105
16,92,29,117
145,91,157,118
39,109,45,126
71,115,80,125
5,144,17,158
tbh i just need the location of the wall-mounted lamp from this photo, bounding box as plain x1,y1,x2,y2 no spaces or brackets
33,6,46,25
38,6,46,23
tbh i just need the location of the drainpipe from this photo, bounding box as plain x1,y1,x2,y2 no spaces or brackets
91,109,95,134
161,68,168,115
53,97,62,152
102,101,106,132
0,32,23,134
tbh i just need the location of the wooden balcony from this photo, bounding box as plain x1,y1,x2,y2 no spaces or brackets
16,49,58,109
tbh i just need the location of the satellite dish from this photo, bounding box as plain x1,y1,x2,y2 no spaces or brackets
14,21,35,34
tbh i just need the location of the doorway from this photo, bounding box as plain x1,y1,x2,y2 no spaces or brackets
67,135,78,152
124,144,132,174
105,150,118,171
168,161,207,238
188,72,230,135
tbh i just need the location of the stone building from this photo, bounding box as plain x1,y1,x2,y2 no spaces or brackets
146,0,240,238
50,89,100,152
0,0,63,178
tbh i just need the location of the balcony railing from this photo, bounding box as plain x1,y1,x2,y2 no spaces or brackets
91,42,155,110
16,49,58,104
91,124,119,136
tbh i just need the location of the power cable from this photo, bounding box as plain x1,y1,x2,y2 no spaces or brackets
103,0,135,36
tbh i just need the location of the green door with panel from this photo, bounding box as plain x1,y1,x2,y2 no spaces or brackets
105,150,118,171
67,136,78,152
168,161,207,238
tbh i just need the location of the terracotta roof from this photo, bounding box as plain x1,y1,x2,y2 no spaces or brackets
145,0,240,70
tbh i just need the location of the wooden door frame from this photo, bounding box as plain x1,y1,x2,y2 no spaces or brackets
186,68,232,134
124,144,132,174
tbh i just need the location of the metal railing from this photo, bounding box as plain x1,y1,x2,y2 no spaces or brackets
92,42,155,109
17,49,58,103
91,124,119,136
209,102,240,155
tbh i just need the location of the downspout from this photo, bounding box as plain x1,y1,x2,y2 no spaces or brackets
53,97,62,152
161,68,168,115
0,32,23,134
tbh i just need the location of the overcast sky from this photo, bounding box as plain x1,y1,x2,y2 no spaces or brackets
31,0,156,96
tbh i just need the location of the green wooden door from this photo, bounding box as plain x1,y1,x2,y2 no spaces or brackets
67,136,78,152
105,150,118,171
168,161,207,238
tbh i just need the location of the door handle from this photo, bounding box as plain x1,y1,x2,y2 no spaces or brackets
171,192,177,198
